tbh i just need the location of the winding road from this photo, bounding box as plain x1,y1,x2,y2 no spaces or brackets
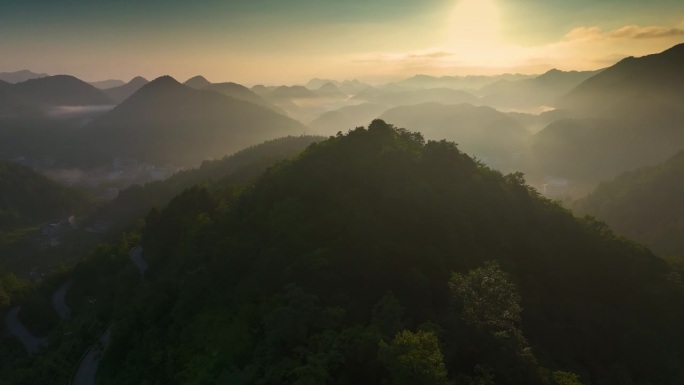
4,307,47,356
129,246,149,276
71,326,112,385
52,282,72,320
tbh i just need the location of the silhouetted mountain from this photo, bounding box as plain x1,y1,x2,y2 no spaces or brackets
89,79,125,89
0,161,87,231
309,103,387,135
560,43,684,115
0,70,48,84
12,75,114,106
478,69,601,111
103,76,149,103
380,103,527,170
76,76,306,166
183,75,212,89
574,150,684,257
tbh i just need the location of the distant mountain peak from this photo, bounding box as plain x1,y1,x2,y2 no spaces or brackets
151,75,181,86
126,76,182,98
184,75,211,89
12,74,114,106
102,76,151,103
318,82,341,91
129,76,149,84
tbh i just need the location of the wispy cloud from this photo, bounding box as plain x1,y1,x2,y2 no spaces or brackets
407,51,454,59
564,21,684,41
610,24,684,39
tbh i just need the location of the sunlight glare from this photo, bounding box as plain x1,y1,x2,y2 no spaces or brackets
446,0,505,64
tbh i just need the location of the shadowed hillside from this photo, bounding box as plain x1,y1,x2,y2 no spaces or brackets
574,150,684,257
0,161,87,230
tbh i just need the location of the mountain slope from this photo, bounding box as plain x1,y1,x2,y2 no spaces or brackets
76,76,307,166
103,77,149,103
92,135,323,231
5,121,684,384
0,161,87,230
12,75,114,106
574,150,684,256
560,43,684,115
525,44,684,187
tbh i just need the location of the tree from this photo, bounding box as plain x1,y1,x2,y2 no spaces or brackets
379,330,449,385
449,261,522,340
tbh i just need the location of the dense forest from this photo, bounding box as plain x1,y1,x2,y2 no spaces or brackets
92,135,323,232
4,121,684,384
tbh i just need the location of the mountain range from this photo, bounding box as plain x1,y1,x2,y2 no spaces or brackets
103,77,149,103
73,76,306,166
380,103,528,171
478,68,601,111
0,70,48,84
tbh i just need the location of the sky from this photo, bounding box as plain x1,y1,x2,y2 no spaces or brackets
1,0,683,84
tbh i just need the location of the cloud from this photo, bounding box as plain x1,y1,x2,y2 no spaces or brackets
407,51,454,59
609,25,684,39
564,21,684,41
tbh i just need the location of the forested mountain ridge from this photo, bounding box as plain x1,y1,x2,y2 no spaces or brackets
92,135,324,231
574,150,684,257
8,120,678,384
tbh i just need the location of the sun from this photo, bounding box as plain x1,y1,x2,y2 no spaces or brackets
446,0,505,64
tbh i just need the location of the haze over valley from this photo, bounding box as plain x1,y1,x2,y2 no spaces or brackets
2,0,684,384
